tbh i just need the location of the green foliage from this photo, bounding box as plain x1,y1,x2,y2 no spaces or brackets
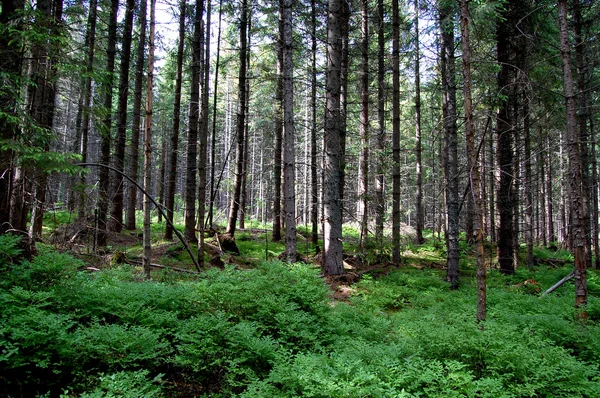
1,244,599,397
0,234,23,269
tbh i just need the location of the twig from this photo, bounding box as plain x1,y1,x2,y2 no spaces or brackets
541,271,574,297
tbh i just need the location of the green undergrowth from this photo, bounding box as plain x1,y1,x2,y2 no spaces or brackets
1,234,599,397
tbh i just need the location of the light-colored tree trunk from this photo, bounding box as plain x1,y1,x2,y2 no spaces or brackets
357,0,369,249
375,0,385,244
414,0,424,245
323,0,345,275
391,0,401,265
310,0,319,246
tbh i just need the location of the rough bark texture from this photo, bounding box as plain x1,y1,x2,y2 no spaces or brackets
496,0,518,274
143,0,156,278
225,0,248,237
96,0,119,247
273,33,283,242
282,0,297,261
310,0,319,246
391,0,401,265
558,0,588,316
414,0,424,245
460,0,485,322
375,0,385,243
358,0,369,248
323,0,345,275
440,3,459,289
184,0,204,242
108,0,135,233
125,0,147,230
164,0,185,240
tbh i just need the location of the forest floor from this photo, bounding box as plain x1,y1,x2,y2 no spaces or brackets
2,211,600,397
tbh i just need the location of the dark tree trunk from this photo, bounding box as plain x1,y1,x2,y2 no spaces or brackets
125,0,147,230
184,0,204,242
358,0,369,248
391,0,401,265
77,0,97,221
495,0,519,274
414,0,424,245
310,0,319,246
273,13,283,242
96,0,119,247
164,0,185,240
558,0,588,317
225,0,248,237
282,0,297,261
375,0,385,243
440,2,459,289
109,0,135,233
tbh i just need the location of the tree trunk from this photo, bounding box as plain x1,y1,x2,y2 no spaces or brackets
460,0,486,322
414,0,424,245
391,0,401,265
225,0,248,237
143,0,156,278
76,0,97,221
323,0,345,275
164,0,185,240
496,0,518,274
310,0,319,246
109,0,135,233
125,0,147,230
282,0,297,261
358,0,369,248
184,0,204,242
440,2,459,289
96,0,119,247
558,0,587,317
273,14,283,242
375,0,385,244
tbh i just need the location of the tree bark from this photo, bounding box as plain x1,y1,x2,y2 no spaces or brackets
226,0,248,237
109,0,135,233
323,0,345,275
125,0,147,230
96,0,119,247
273,13,283,242
310,0,319,246
391,0,401,265
282,0,297,261
440,2,459,289
375,0,385,243
558,0,588,317
164,0,186,240
143,0,157,278
358,0,369,249
414,0,424,245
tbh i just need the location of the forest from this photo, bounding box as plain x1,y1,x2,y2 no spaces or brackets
1,0,600,396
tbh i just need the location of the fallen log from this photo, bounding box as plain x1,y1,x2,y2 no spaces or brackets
126,259,200,275
541,271,575,297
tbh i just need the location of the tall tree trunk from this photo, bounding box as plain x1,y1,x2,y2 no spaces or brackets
96,0,119,247
460,0,485,322
440,2,459,289
358,0,369,248
208,0,223,228
323,0,345,275
143,0,156,278
76,0,97,221
375,0,385,243
338,0,349,207
558,0,587,317
496,0,518,274
225,0,248,237
184,0,204,242
125,0,147,230
414,0,424,244
391,0,401,265
109,0,135,233
0,0,25,232
197,0,211,267
273,13,283,242
282,0,297,261
28,0,63,240
546,134,555,243
310,0,319,246
164,0,186,240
